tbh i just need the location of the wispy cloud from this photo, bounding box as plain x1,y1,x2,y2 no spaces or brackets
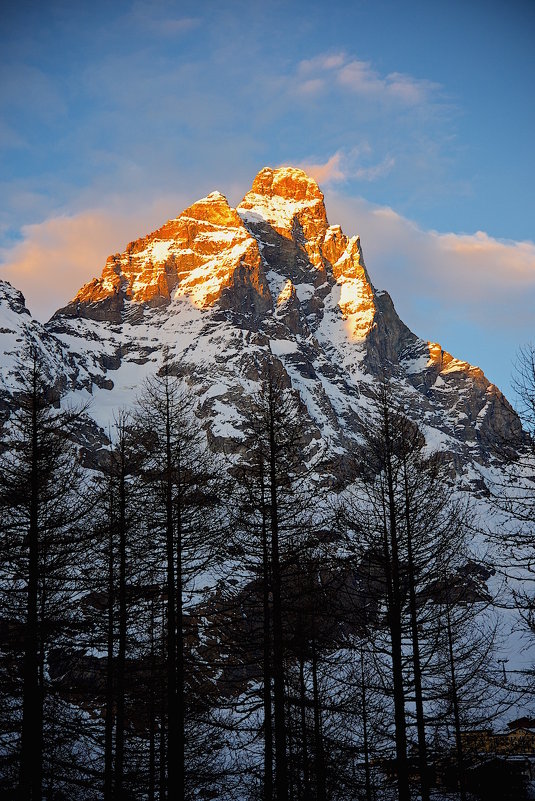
0,213,134,319
354,156,396,181
125,2,200,37
436,230,535,284
297,150,395,185
297,78,325,95
352,204,535,295
296,51,439,107
298,52,347,75
296,152,346,184
287,50,454,200
338,62,437,105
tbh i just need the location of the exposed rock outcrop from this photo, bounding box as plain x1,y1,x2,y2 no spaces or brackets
55,191,271,321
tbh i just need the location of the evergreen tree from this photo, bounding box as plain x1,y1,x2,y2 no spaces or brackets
489,344,535,687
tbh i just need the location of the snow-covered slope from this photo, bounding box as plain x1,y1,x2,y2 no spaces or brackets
0,282,78,418
0,167,523,469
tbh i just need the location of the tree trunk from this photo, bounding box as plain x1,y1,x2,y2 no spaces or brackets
160,373,186,801
165,383,180,801
148,597,156,801
104,498,115,801
447,606,466,801
311,635,326,801
19,371,43,801
269,398,288,801
383,412,410,801
159,608,167,801
298,654,310,799
360,649,373,801
287,686,295,801
404,463,430,801
176,495,185,801
114,445,127,798
262,476,274,801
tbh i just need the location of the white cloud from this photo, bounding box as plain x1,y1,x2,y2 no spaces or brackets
296,52,439,107
296,152,346,184
296,150,395,186
436,230,535,284
354,156,396,181
296,78,325,96
298,52,346,75
383,71,437,105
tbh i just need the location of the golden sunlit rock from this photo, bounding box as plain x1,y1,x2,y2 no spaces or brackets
427,341,485,381
238,167,329,270
68,165,381,341
71,190,270,312
322,227,377,338
250,166,325,203
277,278,296,306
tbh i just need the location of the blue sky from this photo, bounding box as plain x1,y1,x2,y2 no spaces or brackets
1,0,534,398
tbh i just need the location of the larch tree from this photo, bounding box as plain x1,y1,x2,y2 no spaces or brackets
338,385,500,801
0,345,88,800
133,357,227,800
228,359,323,801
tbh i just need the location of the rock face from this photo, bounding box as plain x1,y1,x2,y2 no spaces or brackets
237,167,377,341
0,282,75,415
56,192,271,320
0,167,523,471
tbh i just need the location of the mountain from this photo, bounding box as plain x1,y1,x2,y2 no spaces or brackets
0,166,522,472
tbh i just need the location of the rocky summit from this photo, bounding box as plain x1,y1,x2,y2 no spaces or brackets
0,166,522,473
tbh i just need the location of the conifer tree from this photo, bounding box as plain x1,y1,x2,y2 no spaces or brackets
339,385,499,801
490,344,535,679
229,360,322,800
0,345,88,799
134,358,226,800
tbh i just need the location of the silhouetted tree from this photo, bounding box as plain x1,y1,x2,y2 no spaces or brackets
134,358,227,800
0,345,88,799
486,343,535,695
338,385,501,801
228,360,323,800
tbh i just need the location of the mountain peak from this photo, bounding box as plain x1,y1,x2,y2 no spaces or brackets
57,186,268,318
250,166,324,203
238,166,330,276
180,191,243,228
238,167,327,229
0,280,31,318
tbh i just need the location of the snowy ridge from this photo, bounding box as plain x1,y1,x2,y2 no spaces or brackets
0,282,75,406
